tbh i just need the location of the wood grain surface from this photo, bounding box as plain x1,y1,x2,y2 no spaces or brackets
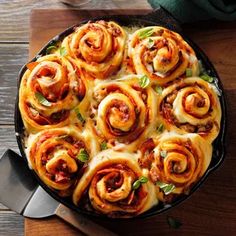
21,9,236,236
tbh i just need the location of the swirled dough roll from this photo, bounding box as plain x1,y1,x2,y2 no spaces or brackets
138,133,212,202
157,77,221,142
26,126,98,196
128,26,199,85
19,54,87,132
62,20,126,79
90,75,157,151
73,149,157,217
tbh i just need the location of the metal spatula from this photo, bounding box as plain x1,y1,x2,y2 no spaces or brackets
0,149,118,236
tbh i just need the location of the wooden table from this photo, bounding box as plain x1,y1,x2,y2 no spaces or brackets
1,1,236,236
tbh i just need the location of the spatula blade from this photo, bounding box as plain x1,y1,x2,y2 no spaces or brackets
0,150,38,214
23,186,59,218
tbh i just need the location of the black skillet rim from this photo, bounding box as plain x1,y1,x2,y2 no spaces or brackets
15,15,227,220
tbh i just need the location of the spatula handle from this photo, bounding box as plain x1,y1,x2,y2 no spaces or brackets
55,204,118,236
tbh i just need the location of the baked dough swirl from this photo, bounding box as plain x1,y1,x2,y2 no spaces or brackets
19,54,86,132
157,77,221,142
91,75,157,150
128,26,199,85
138,133,212,202
73,150,157,217
62,20,126,79
27,126,97,196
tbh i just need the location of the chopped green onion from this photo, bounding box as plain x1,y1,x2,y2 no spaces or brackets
100,141,108,150
155,85,163,94
160,150,167,158
138,28,154,39
59,47,67,56
147,38,154,48
156,181,175,195
76,148,89,162
139,75,150,88
200,74,214,83
46,45,57,54
75,108,85,123
157,123,164,133
139,176,148,183
132,180,141,190
35,92,51,107
167,216,182,229
185,68,192,77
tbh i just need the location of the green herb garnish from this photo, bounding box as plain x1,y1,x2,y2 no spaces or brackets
139,75,150,88
46,45,57,54
157,123,164,133
75,108,85,123
100,141,108,150
200,74,214,83
160,150,167,158
147,38,154,48
167,216,182,229
132,180,141,190
138,28,154,39
156,181,175,195
59,47,67,56
155,85,163,94
132,176,149,190
35,92,51,107
77,148,89,162
185,68,192,77
139,176,148,183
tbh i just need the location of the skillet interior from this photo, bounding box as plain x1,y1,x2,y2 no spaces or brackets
15,14,226,219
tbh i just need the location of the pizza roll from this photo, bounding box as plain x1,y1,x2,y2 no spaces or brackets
73,149,157,217
128,26,199,85
62,20,126,79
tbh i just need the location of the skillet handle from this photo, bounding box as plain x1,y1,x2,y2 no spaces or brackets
55,204,118,236
139,6,182,33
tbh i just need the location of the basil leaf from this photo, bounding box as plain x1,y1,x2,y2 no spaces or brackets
157,123,164,133
167,216,182,229
35,92,51,107
77,148,89,162
132,180,141,190
185,68,192,77
138,28,154,39
139,75,150,88
100,141,108,150
200,74,214,83
139,176,148,183
59,47,67,56
75,108,85,123
156,181,175,195
46,45,57,54
147,38,154,49
160,150,167,158
155,85,163,94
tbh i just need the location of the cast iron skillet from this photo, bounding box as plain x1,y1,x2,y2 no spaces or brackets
15,8,227,219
